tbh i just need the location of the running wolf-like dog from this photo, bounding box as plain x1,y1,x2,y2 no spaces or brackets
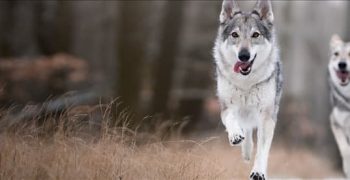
213,0,282,179
329,34,350,178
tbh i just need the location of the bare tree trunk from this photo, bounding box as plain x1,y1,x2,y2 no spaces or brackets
0,1,11,57
116,2,149,113
0,1,72,57
151,1,185,115
5,1,40,57
37,1,73,55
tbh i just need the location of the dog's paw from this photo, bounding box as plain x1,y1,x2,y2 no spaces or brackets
249,172,265,180
228,134,244,146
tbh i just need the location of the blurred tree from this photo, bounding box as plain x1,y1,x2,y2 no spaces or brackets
0,1,11,56
37,1,72,55
0,1,39,57
69,1,118,95
151,1,185,115
0,1,72,57
116,1,149,116
347,1,350,41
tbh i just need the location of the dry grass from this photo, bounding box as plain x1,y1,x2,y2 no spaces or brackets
0,135,344,179
0,102,344,180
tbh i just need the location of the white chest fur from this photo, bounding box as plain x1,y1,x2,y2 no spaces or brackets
218,76,276,108
332,107,350,127
217,74,276,128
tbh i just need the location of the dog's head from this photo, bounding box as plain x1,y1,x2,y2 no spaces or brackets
329,34,350,86
216,0,274,76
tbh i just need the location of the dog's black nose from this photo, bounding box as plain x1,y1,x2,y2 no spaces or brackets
339,62,347,70
238,49,250,62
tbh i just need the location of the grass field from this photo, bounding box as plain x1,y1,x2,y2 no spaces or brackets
0,103,344,180
0,133,343,180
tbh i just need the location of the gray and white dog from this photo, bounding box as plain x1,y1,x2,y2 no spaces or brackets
213,0,282,179
329,34,350,178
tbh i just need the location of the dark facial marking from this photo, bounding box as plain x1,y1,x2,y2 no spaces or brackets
243,15,249,23
222,21,236,41
221,11,273,42
233,11,242,16
251,10,260,18
254,18,272,41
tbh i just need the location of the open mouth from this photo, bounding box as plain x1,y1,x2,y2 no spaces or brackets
233,54,256,76
336,69,350,86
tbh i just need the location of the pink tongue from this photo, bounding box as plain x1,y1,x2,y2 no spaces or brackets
337,71,349,82
233,62,250,73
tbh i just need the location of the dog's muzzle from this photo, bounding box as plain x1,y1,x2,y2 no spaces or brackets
233,54,257,76
336,70,349,86
335,62,349,86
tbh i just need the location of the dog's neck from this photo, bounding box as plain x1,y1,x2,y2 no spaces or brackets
330,79,350,111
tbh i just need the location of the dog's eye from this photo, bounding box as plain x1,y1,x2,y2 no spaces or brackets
334,52,339,56
252,32,260,38
231,32,239,38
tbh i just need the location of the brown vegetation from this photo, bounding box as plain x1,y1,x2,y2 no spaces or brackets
0,54,89,104
0,134,343,179
0,103,343,180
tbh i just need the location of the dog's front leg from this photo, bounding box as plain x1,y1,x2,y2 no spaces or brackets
330,115,350,177
250,113,276,180
242,128,253,162
221,107,244,146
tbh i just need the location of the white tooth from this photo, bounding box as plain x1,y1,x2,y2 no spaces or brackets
248,67,251,72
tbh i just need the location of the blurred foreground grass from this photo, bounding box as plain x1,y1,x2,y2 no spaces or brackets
0,101,343,179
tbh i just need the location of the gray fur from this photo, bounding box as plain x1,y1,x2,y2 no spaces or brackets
329,75,350,111
328,34,350,178
274,61,283,119
221,12,272,42
213,0,282,179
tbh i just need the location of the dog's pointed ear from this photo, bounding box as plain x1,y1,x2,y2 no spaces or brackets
330,34,343,48
220,0,240,24
254,0,274,23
